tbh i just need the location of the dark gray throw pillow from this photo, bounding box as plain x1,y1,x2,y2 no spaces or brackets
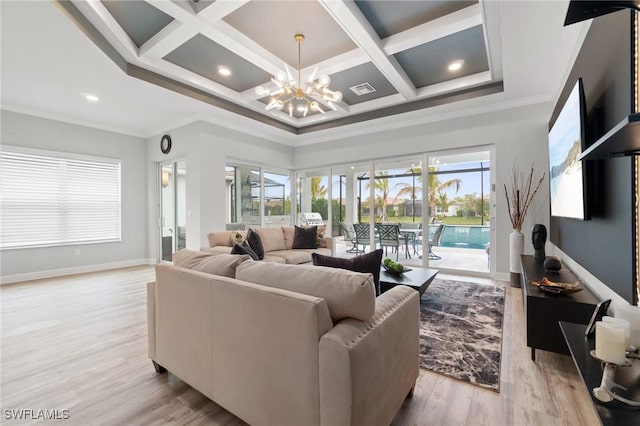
292,225,318,249
231,241,259,261
246,229,265,260
312,249,383,296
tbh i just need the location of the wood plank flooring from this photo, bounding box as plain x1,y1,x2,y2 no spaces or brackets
1,267,600,425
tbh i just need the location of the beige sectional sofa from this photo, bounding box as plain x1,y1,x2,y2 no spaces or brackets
204,226,335,264
148,251,420,426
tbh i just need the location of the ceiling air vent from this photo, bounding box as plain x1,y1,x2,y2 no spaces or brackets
349,82,376,96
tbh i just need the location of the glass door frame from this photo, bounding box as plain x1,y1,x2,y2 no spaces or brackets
159,159,186,262
226,160,295,228
422,146,495,274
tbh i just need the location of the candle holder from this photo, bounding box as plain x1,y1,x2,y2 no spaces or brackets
590,349,640,406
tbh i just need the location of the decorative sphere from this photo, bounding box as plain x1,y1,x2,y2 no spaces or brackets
543,257,562,271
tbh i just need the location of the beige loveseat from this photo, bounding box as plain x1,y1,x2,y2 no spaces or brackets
148,251,420,426
204,226,335,264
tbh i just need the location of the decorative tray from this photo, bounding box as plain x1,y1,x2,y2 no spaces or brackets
382,264,412,275
528,277,582,295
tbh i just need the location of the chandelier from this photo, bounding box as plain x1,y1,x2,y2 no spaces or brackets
255,34,342,117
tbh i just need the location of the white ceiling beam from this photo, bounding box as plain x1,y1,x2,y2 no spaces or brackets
415,71,492,98
480,0,504,81
147,0,285,77
348,93,407,114
196,0,251,21
300,48,368,79
382,4,482,55
319,0,416,100
139,20,197,60
72,0,138,62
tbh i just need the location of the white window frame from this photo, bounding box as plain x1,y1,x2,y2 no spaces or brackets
0,146,122,250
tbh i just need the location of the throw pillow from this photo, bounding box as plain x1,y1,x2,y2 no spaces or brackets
246,229,265,260
231,241,259,261
312,249,383,296
292,225,318,249
231,231,245,245
316,225,327,248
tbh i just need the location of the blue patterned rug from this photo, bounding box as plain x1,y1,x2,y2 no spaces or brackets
419,279,505,392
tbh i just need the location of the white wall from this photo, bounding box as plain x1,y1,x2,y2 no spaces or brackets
0,110,148,283
146,121,294,257
295,102,553,277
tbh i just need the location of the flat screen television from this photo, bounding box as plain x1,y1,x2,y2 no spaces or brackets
548,78,590,220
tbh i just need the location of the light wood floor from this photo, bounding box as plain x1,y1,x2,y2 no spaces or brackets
1,266,600,426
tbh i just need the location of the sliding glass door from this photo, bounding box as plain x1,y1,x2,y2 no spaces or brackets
425,151,491,273
160,160,186,261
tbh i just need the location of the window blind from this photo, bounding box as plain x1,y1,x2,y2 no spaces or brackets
0,147,121,249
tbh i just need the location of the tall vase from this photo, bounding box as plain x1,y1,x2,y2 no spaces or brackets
510,230,524,287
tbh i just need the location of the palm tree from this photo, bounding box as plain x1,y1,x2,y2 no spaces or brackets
310,177,327,201
366,171,390,222
394,166,461,218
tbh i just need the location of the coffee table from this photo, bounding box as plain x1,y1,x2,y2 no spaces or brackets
379,267,438,297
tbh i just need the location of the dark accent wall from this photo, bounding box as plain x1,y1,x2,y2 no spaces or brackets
549,10,636,304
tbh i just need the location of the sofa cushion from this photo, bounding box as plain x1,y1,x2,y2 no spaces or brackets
246,229,265,260
282,226,295,249
268,250,313,264
254,227,286,252
263,254,287,264
236,261,375,322
173,249,250,278
208,231,233,247
231,241,259,261
298,248,332,256
292,225,318,249
312,249,383,296
202,246,232,255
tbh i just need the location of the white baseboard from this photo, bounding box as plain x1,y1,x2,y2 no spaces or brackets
0,258,156,285
494,272,510,282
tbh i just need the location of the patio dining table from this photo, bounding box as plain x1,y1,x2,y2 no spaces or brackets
399,228,421,256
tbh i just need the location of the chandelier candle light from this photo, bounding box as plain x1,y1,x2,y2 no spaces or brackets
255,34,342,117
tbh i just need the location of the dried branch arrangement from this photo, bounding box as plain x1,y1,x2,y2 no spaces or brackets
504,164,545,231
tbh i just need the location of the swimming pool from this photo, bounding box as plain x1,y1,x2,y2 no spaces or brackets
427,224,490,250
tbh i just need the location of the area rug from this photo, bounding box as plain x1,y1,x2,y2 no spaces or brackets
419,279,505,392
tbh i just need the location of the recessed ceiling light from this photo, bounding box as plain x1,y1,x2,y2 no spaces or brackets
84,94,99,102
217,66,231,76
448,60,464,72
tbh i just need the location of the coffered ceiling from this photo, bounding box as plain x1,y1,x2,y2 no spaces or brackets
1,1,589,143
61,0,503,133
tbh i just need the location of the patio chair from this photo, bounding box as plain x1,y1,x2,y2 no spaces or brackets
401,222,421,256
428,224,445,260
376,223,403,260
341,222,362,254
352,223,372,253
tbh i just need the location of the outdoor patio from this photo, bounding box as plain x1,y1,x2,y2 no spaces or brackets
333,237,489,273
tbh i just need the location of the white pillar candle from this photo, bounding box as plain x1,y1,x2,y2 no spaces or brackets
615,304,640,348
603,316,631,348
595,321,627,364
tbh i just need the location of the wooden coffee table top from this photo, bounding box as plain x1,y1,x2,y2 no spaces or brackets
380,267,439,296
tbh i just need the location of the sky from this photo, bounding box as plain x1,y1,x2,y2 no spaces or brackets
548,81,581,168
